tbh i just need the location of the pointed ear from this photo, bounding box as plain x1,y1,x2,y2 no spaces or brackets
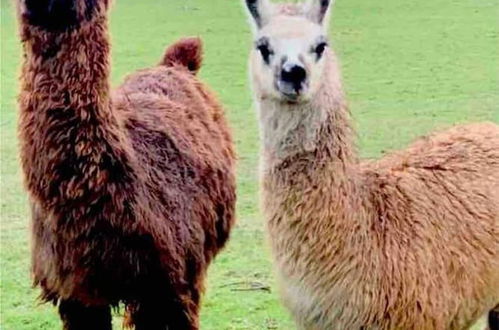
305,0,332,26
244,0,273,31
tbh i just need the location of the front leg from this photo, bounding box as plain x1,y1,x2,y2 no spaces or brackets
59,299,112,330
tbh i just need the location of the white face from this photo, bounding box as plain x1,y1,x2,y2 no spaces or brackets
245,0,332,103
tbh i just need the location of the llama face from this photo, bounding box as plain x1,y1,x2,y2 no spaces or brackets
245,0,332,103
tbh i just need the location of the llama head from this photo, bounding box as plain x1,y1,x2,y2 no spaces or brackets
244,0,332,103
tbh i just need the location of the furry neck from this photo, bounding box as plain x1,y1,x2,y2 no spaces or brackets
258,52,368,274
257,52,358,176
18,11,133,208
257,52,369,288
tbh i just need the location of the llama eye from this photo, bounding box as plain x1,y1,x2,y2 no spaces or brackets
257,44,273,64
314,42,328,58
256,37,273,65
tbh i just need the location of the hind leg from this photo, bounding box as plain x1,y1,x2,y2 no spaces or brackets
489,305,499,330
59,299,112,330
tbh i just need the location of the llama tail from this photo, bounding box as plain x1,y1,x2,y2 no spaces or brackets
161,37,203,74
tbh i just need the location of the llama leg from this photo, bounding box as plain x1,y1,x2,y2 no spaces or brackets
59,300,112,330
489,305,499,330
130,292,200,330
130,301,199,330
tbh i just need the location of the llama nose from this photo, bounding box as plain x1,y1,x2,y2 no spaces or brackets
281,65,307,91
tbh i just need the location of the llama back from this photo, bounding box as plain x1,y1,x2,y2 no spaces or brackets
361,122,499,328
112,34,237,269
113,37,236,327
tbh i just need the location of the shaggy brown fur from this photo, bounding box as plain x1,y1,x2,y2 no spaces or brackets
17,0,236,329
162,37,203,73
245,1,499,329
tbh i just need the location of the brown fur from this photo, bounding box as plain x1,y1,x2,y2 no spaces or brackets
161,37,204,73
248,2,499,329
17,1,236,329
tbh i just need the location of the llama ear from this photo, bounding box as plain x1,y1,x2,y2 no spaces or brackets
304,0,332,26
244,0,273,31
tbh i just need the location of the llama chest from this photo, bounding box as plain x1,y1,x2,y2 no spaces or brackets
263,187,384,329
266,216,374,329
274,256,379,330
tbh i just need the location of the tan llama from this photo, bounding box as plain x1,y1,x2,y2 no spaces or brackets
243,0,499,329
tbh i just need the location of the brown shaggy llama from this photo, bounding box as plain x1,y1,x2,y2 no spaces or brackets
16,0,236,328
244,0,499,329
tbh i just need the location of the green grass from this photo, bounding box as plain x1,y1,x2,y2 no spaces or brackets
1,0,497,328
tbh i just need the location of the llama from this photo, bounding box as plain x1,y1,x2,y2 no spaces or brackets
243,0,499,329
17,0,236,329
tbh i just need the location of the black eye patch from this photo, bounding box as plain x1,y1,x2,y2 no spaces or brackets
255,37,274,65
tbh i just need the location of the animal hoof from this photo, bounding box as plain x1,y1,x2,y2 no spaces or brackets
21,0,100,31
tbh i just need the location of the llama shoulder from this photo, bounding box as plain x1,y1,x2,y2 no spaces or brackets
361,122,499,234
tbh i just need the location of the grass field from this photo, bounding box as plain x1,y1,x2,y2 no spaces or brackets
1,0,498,329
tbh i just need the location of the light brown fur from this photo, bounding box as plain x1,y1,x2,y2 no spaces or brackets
244,0,499,329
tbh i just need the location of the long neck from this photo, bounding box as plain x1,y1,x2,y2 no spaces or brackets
17,2,134,208
258,51,358,184
258,51,370,283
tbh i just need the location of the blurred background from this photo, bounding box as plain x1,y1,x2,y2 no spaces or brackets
1,0,497,328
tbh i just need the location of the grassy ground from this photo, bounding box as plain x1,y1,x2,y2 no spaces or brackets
1,0,497,329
